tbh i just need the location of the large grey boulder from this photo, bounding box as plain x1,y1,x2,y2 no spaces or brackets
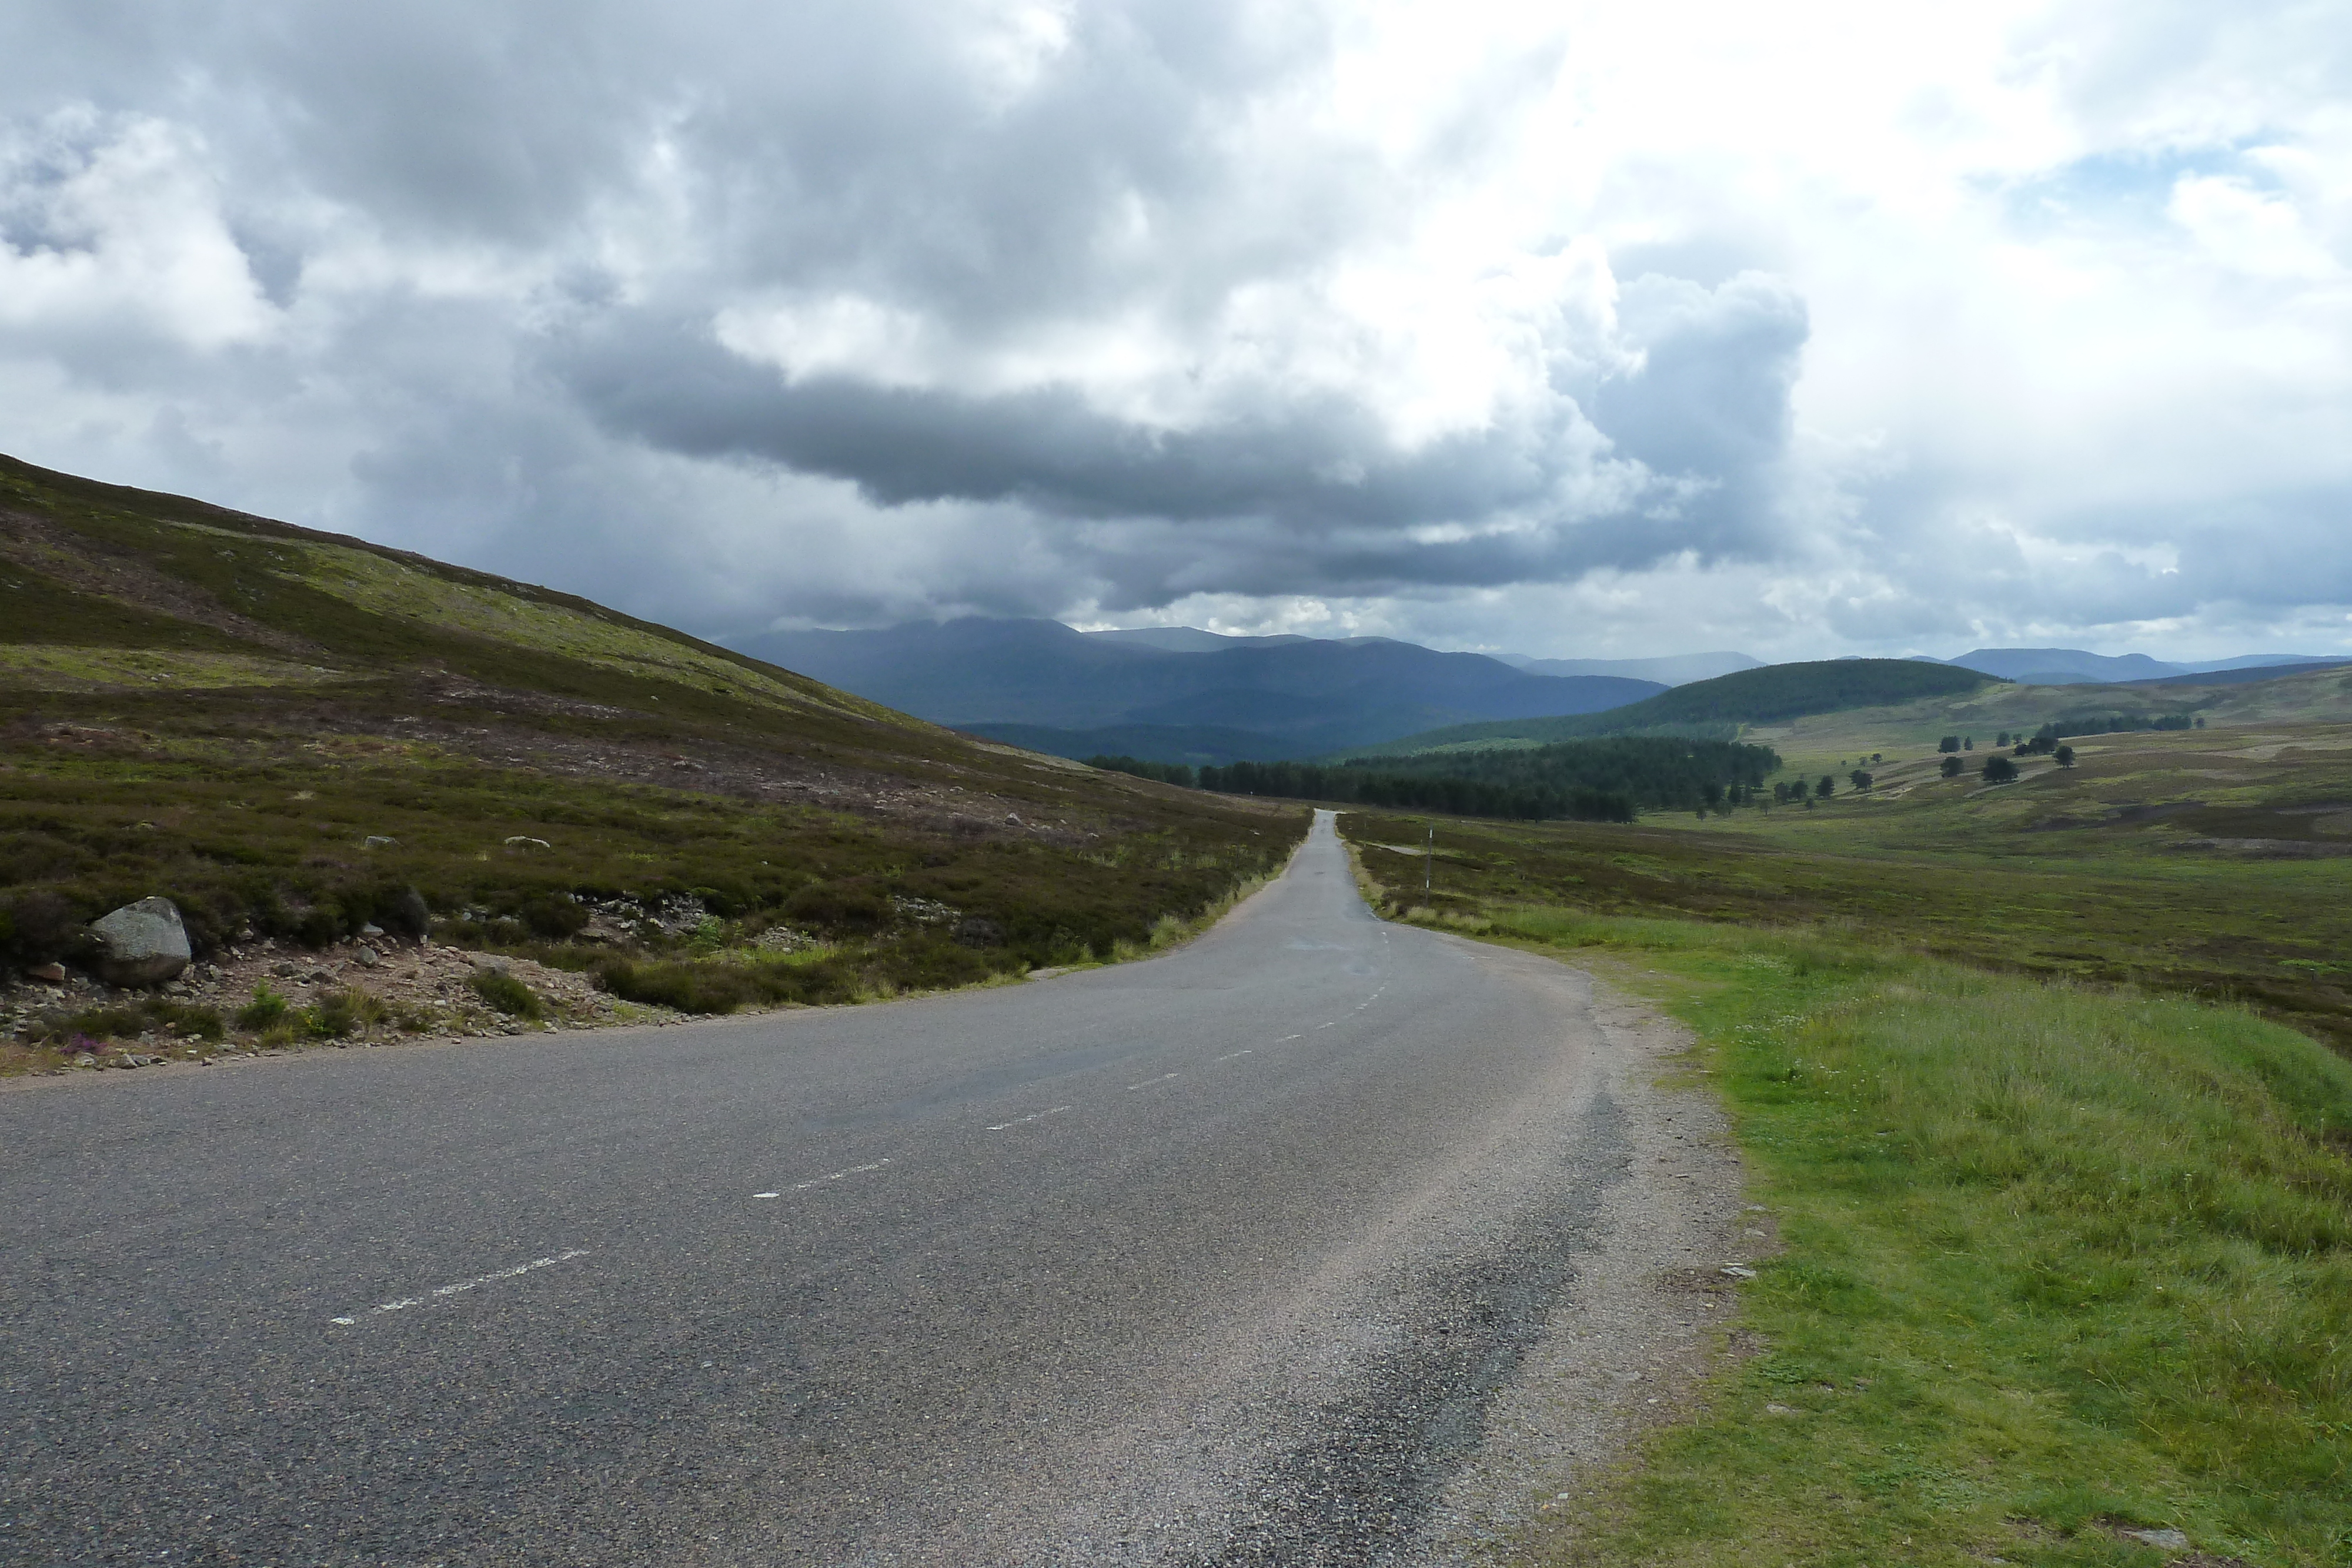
89,897,192,988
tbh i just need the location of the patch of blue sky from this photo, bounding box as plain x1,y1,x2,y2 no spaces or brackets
1985,142,2281,236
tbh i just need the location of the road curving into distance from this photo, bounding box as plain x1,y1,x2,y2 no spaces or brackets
0,810,1743,1566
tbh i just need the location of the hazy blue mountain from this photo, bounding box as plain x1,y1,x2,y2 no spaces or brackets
1939,647,2348,684
2172,653,2344,674
1494,651,1765,686
1081,626,1317,653
2141,658,2352,688
960,721,1305,766
724,617,1665,760
1944,647,2184,683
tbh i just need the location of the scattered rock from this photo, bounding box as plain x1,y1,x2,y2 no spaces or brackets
88,897,192,988
2117,1527,2191,1551
363,835,397,849
358,924,385,939
1720,1264,1757,1279
1005,813,1023,826
503,835,552,850
353,946,380,969
28,962,66,984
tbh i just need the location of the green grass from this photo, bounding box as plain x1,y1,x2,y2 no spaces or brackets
1337,801,2352,1565
1335,740,2352,1056
1399,897,2352,1566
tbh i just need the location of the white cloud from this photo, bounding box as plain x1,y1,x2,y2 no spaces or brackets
0,0,2346,663
0,113,276,351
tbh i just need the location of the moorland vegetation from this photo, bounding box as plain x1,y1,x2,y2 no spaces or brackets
0,454,1304,1069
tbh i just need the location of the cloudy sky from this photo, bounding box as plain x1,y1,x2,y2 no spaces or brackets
2,1,2347,661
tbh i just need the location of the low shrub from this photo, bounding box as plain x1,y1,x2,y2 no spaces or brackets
236,984,290,1030
467,968,544,1019
592,951,876,1014
303,988,386,1038
519,894,589,940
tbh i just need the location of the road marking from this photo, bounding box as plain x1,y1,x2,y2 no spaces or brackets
330,1248,590,1325
986,1105,1073,1131
1315,1021,1338,1029
791,1158,893,1191
752,1191,781,1199
1126,1072,1181,1089
1212,1049,1252,1062
1278,1033,1302,1042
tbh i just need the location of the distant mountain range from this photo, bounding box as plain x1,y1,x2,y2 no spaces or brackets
722,619,1667,764
1492,650,1766,684
1339,658,1999,757
719,618,2352,765
1938,647,2351,685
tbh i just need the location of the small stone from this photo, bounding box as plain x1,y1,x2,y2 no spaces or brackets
1765,1403,1796,1414
1720,1265,1756,1279
354,946,381,968
363,836,397,849
72,1053,96,1068
28,961,66,983
359,924,386,938
2120,1528,2190,1550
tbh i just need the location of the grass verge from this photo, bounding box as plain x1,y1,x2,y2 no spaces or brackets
1465,905,2352,1567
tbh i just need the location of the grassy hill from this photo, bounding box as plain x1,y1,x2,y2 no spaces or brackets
0,453,1304,1067
1334,658,1999,756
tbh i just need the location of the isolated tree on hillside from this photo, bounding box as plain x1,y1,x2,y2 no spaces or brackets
1982,755,2019,784
1940,755,1965,778
1938,735,1961,753
1816,774,1836,799
1964,737,1973,750
1849,769,1873,791
2056,745,2076,767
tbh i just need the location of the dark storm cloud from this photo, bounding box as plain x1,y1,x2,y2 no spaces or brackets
546,277,1810,603
0,0,1820,628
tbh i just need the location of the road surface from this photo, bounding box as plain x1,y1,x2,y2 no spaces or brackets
0,811,1740,1565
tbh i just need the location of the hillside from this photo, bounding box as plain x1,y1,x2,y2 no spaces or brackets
1499,650,1764,685
1334,658,1999,755
726,617,1664,760
0,453,1303,1066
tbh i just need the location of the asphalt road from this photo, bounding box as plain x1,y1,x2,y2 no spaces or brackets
0,811,1725,1566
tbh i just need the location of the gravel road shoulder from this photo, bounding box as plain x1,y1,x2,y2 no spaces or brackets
1410,946,1752,1566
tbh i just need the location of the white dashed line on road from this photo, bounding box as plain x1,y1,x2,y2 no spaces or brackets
329,1248,590,1325
790,1158,893,1191
1126,1072,1181,1089
987,1105,1073,1131
1212,1049,1252,1062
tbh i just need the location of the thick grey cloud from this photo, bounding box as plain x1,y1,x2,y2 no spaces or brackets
0,1,2345,660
